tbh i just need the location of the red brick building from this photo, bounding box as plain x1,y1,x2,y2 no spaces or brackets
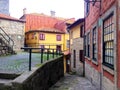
84,0,120,90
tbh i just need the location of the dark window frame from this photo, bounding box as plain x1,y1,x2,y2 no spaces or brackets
92,27,97,61
103,13,114,70
84,36,87,56
56,34,61,41
73,50,76,68
87,33,90,58
39,33,45,40
80,25,84,37
85,2,90,15
79,50,84,62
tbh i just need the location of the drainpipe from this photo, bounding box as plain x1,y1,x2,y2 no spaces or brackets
83,19,85,77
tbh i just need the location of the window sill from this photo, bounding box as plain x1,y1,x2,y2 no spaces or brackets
85,56,91,61
92,60,98,65
103,65,114,75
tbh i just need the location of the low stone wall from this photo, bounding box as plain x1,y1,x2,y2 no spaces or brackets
1,56,64,90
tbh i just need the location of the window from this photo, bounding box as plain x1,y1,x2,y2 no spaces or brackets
31,33,34,39
56,34,61,41
79,50,84,62
80,25,84,37
27,34,29,40
92,27,97,61
103,13,114,69
66,40,70,48
39,33,45,40
84,36,87,56
87,33,90,57
85,2,90,15
84,33,90,57
31,33,36,39
73,50,76,68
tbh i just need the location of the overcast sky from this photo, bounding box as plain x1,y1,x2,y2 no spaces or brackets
9,0,84,20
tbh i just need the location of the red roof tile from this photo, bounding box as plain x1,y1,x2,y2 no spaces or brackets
21,13,74,33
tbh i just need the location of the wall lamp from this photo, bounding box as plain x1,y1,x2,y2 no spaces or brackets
84,0,101,3
84,0,101,8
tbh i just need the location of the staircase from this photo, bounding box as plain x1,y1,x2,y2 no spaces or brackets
0,27,16,56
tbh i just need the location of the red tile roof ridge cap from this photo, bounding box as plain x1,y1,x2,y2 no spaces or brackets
25,13,75,22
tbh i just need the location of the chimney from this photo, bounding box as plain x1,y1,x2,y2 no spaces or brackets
50,11,55,17
23,8,27,15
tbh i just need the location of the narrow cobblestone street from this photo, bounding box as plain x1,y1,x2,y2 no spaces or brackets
49,73,97,90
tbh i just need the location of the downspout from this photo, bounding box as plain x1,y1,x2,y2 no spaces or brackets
115,0,118,89
99,0,102,90
83,19,85,77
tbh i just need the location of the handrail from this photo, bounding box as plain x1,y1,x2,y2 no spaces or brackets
21,47,63,71
0,27,14,50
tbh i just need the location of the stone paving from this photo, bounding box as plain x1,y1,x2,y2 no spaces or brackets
49,73,97,90
0,52,49,74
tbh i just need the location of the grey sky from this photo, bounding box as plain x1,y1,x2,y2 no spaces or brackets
10,0,84,19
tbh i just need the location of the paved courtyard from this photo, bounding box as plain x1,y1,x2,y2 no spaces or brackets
0,52,47,74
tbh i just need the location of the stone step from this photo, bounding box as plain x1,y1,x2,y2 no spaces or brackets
0,79,12,84
0,73,20,80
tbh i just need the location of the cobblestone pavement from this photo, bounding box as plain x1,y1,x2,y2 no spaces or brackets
0,52,47,74
49,74,97,90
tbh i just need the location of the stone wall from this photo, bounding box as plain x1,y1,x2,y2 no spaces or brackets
70,38,83,76
102,76,115,90
0,19,25,51
0,56,64,90
85,62,101,90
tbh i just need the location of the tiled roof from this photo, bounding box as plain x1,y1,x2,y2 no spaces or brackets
21,13,75,33
25,13,75,23
0,14,25,22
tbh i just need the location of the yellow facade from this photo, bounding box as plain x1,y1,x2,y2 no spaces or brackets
25,31,69,52
72,25,81,39
70,23,84,45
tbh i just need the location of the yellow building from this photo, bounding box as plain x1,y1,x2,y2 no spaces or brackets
20,12,75,73
25,28,69,52
20,13,74,52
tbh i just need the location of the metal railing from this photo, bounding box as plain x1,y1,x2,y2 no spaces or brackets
21,47,63,71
